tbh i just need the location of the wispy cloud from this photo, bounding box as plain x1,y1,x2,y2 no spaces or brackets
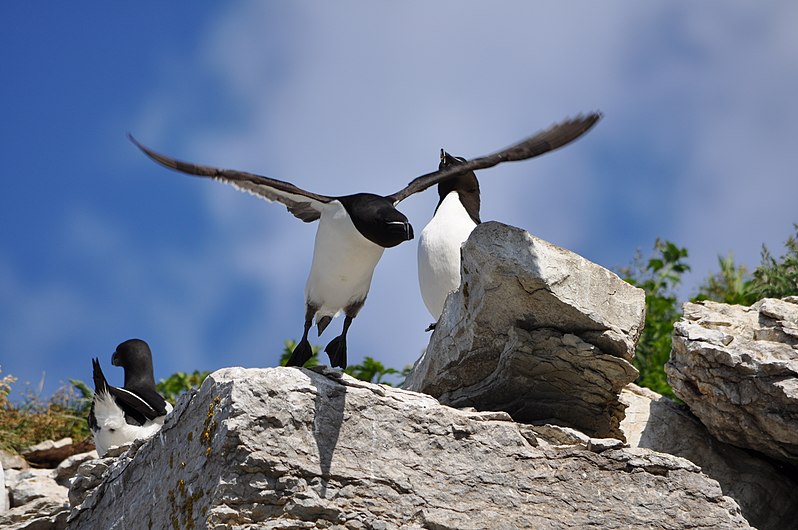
3,2,797,397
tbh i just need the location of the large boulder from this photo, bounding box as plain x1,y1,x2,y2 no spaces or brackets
67,367,749,529
404,222,644,439
666,297,798,467
620,383,798,530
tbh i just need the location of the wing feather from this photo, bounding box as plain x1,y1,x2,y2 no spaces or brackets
388,112,602,204
129,135,332,222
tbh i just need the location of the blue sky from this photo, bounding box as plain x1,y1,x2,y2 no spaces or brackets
2,2,797,400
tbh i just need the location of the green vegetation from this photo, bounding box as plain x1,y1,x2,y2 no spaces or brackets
279,340,411,385
2,225,796,453
620,239,690,399
158,370,213,404
0,371,92,453
622,225,798,399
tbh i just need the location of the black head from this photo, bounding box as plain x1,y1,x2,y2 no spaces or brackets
339,194,414,248
111,338,156,388
437,150,481,224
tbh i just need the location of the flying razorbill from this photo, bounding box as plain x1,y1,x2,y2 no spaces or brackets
130,112,601,369
88,339,172,457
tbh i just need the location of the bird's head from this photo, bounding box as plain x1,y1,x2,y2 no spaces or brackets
341,194,414,248
111,339,156,386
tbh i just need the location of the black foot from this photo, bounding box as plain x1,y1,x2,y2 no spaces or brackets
425,322,437,332
286,339,313,367
324,335,347,369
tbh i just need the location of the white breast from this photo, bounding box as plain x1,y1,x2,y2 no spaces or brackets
417,192,477,319
305,200,385,320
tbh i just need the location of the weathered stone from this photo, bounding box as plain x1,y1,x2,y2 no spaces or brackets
667,298,798,466
22,438,72,454
67,457,114,509
620,383,798,530
404,222,644,438
55,451,98,488
1,459,7,514
0,497,69,530
23,439,94,469
6,468,68,508
0,449,28,471
67,367,749,529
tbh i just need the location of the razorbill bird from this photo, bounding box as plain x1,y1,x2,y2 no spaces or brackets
129,112,601,369
88,339,172,457
417,151,481,324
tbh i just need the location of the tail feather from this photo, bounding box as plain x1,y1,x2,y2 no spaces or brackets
92,358,110,395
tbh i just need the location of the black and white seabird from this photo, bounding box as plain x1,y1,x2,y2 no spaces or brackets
417,151,481,323
418,114,602,325
88,339,172,457
129,112,601,369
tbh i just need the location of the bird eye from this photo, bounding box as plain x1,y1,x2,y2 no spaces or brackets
109,428,116,433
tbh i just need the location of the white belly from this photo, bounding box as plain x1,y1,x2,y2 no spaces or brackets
306,200,385,319
417,192,477,319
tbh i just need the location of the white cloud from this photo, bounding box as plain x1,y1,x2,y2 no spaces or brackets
131,1,798,373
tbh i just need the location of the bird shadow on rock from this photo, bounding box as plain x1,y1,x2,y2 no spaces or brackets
307,366,347,499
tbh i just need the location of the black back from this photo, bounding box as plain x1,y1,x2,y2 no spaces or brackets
337,193,414,248
89,339,169,427
436,151,481,225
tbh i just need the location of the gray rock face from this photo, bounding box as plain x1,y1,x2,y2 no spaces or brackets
667,298,798,466
67,367,750,529
620,383,798,530
55,451,98,488
404,222,644,438
1,468,68,530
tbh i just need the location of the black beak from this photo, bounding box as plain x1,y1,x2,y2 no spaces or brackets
111,352,120,366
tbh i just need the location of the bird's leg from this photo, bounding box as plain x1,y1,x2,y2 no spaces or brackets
317,315,333,336
286,303,318,367
324,315,353,369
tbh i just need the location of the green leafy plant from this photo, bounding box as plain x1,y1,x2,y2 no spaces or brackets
157,370,212,404
620,239,690,399
748,224,798,300
693,253,755,305
694,225,798,305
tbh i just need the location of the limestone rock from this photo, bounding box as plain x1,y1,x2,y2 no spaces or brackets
404,222,644,438
22,439,94,469
1,459,7,514
620,383,798,530
6,468,68,508
1,468,69,529
667,298,798,466
0,497,69,530
0,450,28,471
67,367,749,529
55,451,98,488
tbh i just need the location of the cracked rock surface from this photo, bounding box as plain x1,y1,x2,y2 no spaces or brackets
667,298,798,467
404,222,644,439
66,367,749,529
621,383,798,530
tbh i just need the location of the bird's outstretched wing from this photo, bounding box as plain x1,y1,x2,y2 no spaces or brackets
387,112,602,204
129,135,333,222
